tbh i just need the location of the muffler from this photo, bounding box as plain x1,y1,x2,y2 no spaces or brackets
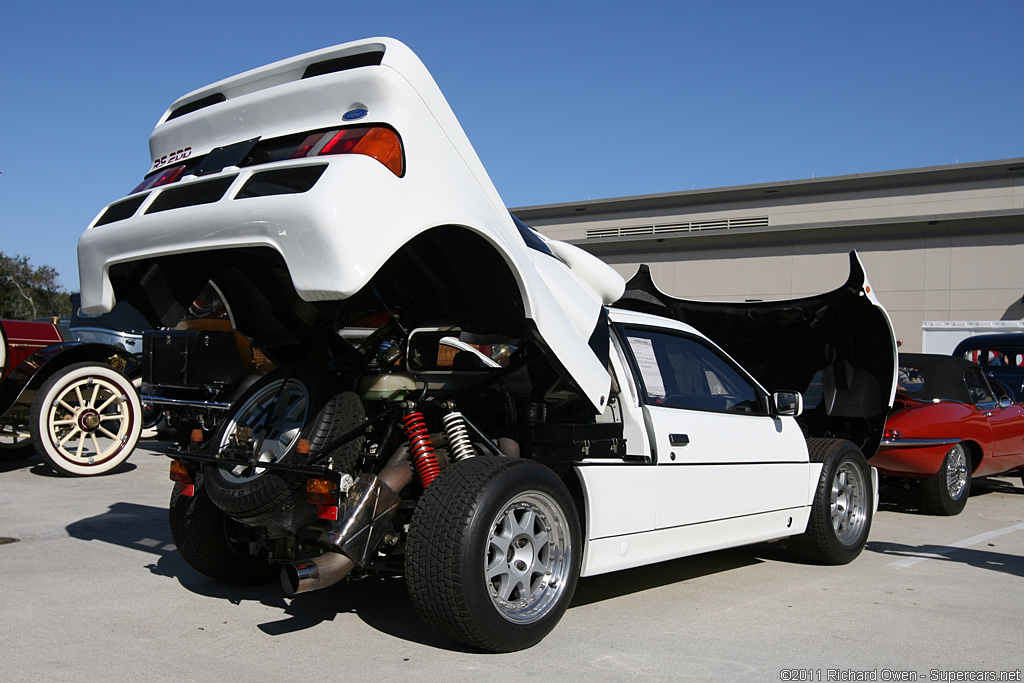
283,447,414,596
281,552,355,595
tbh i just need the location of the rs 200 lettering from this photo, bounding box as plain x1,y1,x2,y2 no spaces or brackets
152,147,192,170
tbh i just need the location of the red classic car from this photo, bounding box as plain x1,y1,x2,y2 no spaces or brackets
874,353,1024,515
0,318,142,475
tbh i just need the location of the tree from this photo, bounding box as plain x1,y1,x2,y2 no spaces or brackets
0,252,72,320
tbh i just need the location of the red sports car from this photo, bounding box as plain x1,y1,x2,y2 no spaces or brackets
0,318,142,475
873,353,1024,515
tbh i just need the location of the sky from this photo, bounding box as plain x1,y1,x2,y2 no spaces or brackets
1,1,1022,290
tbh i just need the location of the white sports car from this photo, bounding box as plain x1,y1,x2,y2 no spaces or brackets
77,38,897,651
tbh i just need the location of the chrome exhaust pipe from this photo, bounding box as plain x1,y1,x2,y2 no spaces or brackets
282,552,355,596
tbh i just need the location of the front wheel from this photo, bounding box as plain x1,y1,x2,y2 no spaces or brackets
405,457,582,652
29,362,142,476
788,438,873,565
920,443,971,516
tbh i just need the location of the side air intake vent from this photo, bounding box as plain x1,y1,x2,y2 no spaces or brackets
586,215,769,239
167,93,227,122
302,50,385,79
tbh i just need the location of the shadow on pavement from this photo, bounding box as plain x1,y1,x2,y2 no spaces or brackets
63,501,793,652
571,547,763,607
879,476,1023,516
867,540,1024,578
0,455,37,473
63,501,460,650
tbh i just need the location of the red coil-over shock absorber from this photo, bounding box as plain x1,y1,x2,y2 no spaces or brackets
402,409,441,488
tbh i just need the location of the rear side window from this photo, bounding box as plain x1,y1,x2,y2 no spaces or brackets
620,327,765,415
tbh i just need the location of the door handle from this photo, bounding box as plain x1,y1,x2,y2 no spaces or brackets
670,433,689,447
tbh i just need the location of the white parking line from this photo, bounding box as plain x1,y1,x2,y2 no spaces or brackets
888,521,1024,568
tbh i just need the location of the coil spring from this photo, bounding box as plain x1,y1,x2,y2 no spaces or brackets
402,410,440,488
442,411,476,462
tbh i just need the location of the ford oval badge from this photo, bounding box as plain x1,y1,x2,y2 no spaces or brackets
343,108,369,121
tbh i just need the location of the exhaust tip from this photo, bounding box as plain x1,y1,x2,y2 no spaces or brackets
281,563,303,596
282,553,355,596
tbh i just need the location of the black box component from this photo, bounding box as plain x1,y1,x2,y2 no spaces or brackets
532,421,626,462
143,330,246,389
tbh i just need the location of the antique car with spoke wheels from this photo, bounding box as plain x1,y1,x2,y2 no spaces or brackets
77,38,897,651
0,318,142,475
875,353,1024,515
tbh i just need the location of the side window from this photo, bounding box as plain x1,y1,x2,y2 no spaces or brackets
963,367,996,405
622,327,765,415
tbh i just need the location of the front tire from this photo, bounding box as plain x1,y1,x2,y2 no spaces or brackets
29,362,142,476
405,457,582,652
788,438,872,565
169,483,276,585
920,443,971,516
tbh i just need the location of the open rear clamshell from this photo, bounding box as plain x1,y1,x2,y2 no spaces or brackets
615,251,897,456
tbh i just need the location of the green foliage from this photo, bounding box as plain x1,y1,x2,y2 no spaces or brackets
0,252,72,320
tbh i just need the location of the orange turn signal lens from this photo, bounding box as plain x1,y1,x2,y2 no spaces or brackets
316,126,404,176
306,477,338,505
170,460,194,484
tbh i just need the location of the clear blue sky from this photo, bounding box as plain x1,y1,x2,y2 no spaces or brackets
2,1,1021,289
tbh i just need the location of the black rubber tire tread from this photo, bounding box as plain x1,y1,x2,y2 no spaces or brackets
168,483,277,585
787,438,873,565
405,456,581,652
920,445,971,516
204,371,364,523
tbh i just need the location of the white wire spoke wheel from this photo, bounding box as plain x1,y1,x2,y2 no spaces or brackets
30,362,142,476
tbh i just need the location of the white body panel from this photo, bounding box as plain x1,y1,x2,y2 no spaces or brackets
76,38,623,411
581,507,812,577
575,308,825,578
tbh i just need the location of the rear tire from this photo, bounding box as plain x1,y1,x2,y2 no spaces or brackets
788,438,872,565
920,443,971,516
169,483,276,585
406,457,581,652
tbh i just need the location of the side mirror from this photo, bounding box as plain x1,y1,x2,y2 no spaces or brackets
773,390,803,417
999,396,1012,409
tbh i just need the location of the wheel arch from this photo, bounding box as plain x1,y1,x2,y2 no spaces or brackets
0,343,138,417
961,440,983,473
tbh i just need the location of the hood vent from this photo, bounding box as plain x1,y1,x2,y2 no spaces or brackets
167,93,227,122
302,50,385,79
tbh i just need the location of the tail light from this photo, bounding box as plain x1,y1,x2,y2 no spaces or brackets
170,460,195,496
131,164,187,194
130,124,405,193
307,477,339,520
306,478,338,505
291,126,403,176
883,428,902,441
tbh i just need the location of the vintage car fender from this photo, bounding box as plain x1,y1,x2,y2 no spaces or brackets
0,342,138,418
77,38,623,412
